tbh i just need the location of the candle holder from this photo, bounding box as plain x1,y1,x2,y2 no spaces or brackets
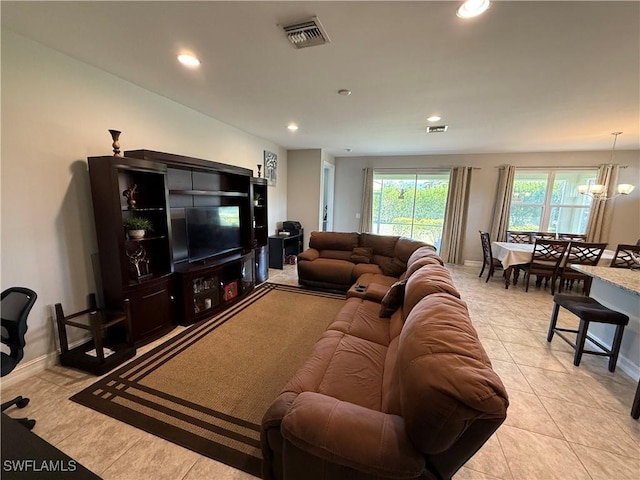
109,129,122,156
256,164,262,178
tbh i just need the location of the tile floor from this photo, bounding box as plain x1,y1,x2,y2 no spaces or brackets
1,265,638,479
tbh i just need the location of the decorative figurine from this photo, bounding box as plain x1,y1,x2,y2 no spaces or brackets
126,244,149,278
122,184,138,209
109,129,122,156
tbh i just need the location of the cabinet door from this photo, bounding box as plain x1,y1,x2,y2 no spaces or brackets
126,277,175,345
254,246,268,284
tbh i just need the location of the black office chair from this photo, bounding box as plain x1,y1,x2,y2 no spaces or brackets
1,287,37,430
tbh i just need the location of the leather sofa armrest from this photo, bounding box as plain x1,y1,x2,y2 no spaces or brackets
363,283,389,303
298,248,320,261
281,391,425,479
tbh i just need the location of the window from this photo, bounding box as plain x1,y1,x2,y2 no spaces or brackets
509,169,597,234
371,171,450,251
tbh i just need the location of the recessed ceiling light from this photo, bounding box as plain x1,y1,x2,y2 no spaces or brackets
177,54,200,67
287,124,299,131
338,89,352,96
457,0,491,18
427,115,442,122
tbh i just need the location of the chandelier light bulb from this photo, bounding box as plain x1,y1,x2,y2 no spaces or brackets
617,184,635,195
577,132,634,201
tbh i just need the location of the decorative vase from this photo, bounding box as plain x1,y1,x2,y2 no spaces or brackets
109,129,122,156
128,229,145,239
256,164,262,178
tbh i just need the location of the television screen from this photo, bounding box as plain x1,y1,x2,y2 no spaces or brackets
185,206,242,261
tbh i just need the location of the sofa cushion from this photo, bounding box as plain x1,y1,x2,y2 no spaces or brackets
319,249,353,261
297,258,354,288
394,237,432,263
403,264,460,321
375,255,406,277
327,298,391,346
379,279,407,318
360,233,399,257
350,247,374,264
405,256,444,279
352,263,383,281
397,293,509,454
318,334,387,411
407,246,443,267
309,231,359,251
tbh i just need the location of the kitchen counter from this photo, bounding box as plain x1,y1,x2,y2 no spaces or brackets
571,265,639,381
571,265,640,296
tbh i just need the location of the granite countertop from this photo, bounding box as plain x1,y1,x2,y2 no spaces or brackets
571,265,640,296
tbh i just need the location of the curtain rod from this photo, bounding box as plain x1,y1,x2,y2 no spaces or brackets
496,165,628,169
371,167,480,171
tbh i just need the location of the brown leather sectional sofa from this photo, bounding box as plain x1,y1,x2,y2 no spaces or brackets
261,232,509,480
297,231,430,291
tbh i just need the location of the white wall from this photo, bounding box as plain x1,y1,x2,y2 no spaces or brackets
335,151,640,263
1,30,288,366
286,149,324,248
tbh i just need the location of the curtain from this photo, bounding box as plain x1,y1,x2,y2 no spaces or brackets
440,167,471,264
585,164,619,242
359,168,374,233
490,165,516,242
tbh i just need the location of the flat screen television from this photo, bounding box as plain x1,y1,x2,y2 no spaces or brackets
185,206,242,262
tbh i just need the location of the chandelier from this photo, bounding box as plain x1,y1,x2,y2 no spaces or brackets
578,132,635,201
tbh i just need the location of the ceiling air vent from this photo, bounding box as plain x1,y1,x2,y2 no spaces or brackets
282,17,330,49
426,125,449,133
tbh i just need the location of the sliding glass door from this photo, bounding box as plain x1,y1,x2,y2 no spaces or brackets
371,171,450,251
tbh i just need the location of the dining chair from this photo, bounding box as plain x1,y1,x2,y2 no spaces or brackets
522,239,570,294
532,232,556,241
506,231,532,244
609,244,640,268
558,242,607,295
558,233,587,242
478,231,503,282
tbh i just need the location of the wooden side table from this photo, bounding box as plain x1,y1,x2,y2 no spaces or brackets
54,294,136,375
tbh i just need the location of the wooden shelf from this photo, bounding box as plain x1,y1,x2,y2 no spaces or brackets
121,207,166,212
169,189,248,197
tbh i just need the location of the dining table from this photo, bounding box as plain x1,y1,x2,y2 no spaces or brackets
491,241,615,289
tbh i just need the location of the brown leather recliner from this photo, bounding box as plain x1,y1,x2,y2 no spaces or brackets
261,257,509,480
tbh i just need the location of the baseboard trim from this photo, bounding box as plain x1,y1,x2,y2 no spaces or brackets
1,352,58,389
1,337,91,389
464,260,482,267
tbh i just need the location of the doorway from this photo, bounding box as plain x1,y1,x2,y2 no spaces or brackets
321,162,335,231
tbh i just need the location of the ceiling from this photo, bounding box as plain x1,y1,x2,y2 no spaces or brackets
3,1,639,157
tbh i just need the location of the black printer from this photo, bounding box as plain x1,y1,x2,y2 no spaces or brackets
282,221,303,237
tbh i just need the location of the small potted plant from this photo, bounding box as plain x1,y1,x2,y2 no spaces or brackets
124,216,153,239
254,193,263,207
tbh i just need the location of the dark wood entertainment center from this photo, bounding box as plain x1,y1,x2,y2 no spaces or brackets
88,149,268,346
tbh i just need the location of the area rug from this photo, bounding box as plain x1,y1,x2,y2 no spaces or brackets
71,283,346,477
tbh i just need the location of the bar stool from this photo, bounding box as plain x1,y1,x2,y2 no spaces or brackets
547,294,629,372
